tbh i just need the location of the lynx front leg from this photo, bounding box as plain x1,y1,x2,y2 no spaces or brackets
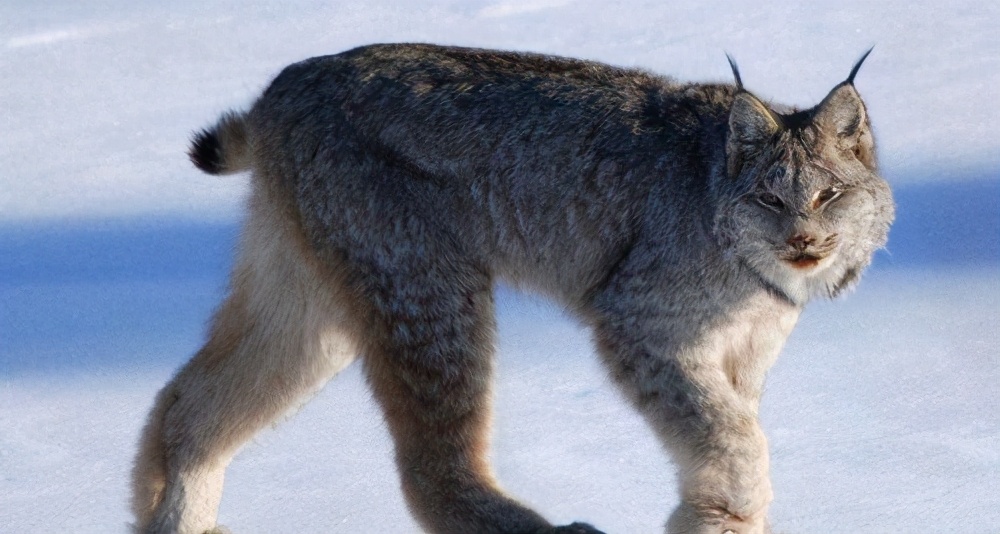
359,260,603,534
592,297,787,534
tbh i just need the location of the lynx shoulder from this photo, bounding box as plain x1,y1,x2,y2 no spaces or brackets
133,43,893,534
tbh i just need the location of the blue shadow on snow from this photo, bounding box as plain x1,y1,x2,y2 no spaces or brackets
0,173,996,375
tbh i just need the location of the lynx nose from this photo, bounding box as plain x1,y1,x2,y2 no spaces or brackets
786,234,815,251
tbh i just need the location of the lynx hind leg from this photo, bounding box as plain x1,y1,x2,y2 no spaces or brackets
131,178,360,534
357,251,605,534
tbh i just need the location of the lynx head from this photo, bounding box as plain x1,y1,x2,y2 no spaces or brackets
714,50,894,305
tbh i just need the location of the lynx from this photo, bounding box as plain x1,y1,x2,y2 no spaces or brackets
132,43,894,534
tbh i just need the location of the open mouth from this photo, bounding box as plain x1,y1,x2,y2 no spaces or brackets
785,254,822,269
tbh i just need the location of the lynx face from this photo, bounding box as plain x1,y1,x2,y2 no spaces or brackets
716,83,895,304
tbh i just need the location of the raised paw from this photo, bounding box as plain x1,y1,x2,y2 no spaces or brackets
546,522,607,533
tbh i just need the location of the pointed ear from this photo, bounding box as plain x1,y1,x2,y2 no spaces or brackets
813,83,876,167
727,93,781,177
813,83,868,138
729,92,781,146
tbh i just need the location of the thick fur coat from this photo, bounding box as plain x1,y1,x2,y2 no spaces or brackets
133,44,894,534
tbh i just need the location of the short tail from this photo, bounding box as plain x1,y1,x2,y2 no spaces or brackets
188,110,252,175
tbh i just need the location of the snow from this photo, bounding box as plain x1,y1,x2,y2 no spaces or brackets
1,1,997,532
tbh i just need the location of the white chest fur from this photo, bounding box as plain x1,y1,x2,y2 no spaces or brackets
708,295,800,405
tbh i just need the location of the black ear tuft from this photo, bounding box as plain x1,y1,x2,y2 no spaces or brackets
725,53,744,91
846,46,874,85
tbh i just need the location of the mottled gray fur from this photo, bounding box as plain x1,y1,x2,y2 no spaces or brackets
132,43,894,534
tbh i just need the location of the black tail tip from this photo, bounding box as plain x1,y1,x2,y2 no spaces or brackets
189,128,224,174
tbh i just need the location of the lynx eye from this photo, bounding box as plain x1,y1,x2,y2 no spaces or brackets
755,192,785,211
815,187,842,208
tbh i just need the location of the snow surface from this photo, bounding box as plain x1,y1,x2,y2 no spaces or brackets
1,1,997,533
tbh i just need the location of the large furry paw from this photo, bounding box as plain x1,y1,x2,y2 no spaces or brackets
667,502,770,534
546,522,606,533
